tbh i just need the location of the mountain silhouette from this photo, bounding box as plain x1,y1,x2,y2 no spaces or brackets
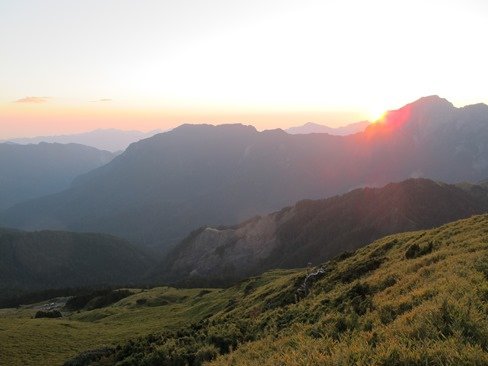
286,120,369,135
2,96,488,249
4,128,162,152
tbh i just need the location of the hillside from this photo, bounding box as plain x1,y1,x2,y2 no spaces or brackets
154,178,488,285
0,228,154,296
46,214,488,365
0,286,233,366
0,142,114,210
3,96,488,248
5,128,162,152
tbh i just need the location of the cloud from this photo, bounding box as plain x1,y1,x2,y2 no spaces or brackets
90,98,112,102
14,96,50,103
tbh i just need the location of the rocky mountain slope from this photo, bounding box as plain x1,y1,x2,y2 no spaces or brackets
155,178,488,284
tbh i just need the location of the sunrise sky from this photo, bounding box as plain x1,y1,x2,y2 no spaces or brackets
1,0,487,139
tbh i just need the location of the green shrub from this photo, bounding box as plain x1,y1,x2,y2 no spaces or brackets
405,242,433,259
136,298,147,306
340,258,384,282
34,310,62,318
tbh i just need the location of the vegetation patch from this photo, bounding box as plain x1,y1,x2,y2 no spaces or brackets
339,257,384,283
34,310,62,319
65,289,133,311
405,241,434,259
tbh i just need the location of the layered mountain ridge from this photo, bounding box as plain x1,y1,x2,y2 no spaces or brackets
0,142,115,210
4,128,162,152
286,120,369,135
2,96,488,249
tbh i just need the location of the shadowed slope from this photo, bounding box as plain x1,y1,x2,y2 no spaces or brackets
155,178,488,285
0,228,155,294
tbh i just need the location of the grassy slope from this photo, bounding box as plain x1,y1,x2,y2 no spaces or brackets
210,214,488,365
101,214,488,365
2,214,488,365
0,287,236,366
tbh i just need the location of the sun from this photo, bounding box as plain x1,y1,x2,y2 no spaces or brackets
368,106,387,123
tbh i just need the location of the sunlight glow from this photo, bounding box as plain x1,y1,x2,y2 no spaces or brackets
368,107,387,123
1,0,487,137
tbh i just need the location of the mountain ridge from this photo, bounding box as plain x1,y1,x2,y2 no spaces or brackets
3,96,488,248
154,178,488,285
286,120,370,135
3,128,162,152
0,142,115,210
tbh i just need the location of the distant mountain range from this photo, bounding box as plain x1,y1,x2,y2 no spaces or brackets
2,96,488,250
0,142,115,210
0,228,154,295
286,120,369,135
153,178,488,285
4,128,162,152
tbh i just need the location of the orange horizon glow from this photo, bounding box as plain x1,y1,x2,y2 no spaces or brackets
1,1,487,139
0,101,371,139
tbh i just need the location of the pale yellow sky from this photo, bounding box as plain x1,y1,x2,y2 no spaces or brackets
1,0,487,138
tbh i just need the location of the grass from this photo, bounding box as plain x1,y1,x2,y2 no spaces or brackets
0,287,234,366
2,214,488,365
209,214,488,365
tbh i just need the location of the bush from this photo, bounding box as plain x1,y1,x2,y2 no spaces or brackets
63,347,113,366
136,298,147,306
195,344,219,363
378,275,397,291
34,310,62,318
340,258,384,283
243,281,256,296
197,289,212,297
65,289,133,311
405,242,433,259
335,282,373,315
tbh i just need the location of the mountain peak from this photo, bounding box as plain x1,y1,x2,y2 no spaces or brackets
406,95,454,111
365,95,457,136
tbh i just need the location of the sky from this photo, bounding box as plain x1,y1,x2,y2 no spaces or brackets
1,0,487,139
